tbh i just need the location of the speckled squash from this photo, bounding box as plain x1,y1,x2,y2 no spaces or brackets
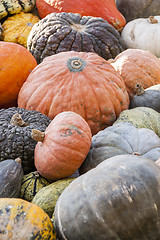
2,12,40,48
20,171,51,202
18,51,129,135
0,198,56,239
27,12,125,64
0,107,51,174
32,178,75,217
114,107,160,137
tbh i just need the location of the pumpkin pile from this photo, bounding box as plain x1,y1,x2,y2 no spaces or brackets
1,0,160,239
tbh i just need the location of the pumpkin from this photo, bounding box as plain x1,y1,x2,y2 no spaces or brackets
54,154,160,239
20,171,51,202
31,111,92,181
0,0,36,20
121,16,160,58
2,12,40,48
116,0,160,23
110,48,160,100
0,107,51,174
0,42,37,109
0,198,56,239
114,107,160,138
79,122,160,175
0,158,24,198
27,12,125,64
129,83,160,112
36,0,126,31
32,178,75,218
18,51,129,135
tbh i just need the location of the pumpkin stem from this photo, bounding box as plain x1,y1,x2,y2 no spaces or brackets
132,152,140,156
33,171,40,178
15,157,22,165
10,113,27,127
134,83,145,96
67,57,86,72
31,129,45,142
148,16,158,24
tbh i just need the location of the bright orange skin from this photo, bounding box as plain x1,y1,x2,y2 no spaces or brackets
36,0,126,30
0,42,37,109
34,111,92,181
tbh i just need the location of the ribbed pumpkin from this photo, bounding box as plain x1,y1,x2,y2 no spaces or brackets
36,0,126,30
110,49,160,100
31,111,92,181
0,42,37,109
2,12,40,48
0,198,56,239
18,51,129,135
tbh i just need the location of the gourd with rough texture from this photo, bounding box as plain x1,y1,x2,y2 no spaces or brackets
55,154,160,240
114,107,160,138
20,171,51,202
0,198,56,239
0,0,36,20
27,12,125,64
116,0,160,23
0,107,51,174
31,111,92,181
110,48,160,100
36,0,126,31
0,41,37,109
79,122,160,175
32,178,75,218
121,16,160,58
0,158,23,198
129,83,160,112
18,51,129,135
2,12,40,48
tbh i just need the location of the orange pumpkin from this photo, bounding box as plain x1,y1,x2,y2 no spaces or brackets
31,111,92,181
0,42,37,109
18,51,129,135
36,0,126,31
110,49,160,100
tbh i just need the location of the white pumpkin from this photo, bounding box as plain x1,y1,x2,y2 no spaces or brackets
121,16,160,57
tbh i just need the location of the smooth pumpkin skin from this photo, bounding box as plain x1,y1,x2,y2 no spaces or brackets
0,42,37,109
55,154,160,240
110,49,160,100
0,198,56,239
18,51,129,135
36,0,126,30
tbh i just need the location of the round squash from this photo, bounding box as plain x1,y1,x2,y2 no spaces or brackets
0,42,37,109
0,198,56,239
31,111,92,181
2,12,40,48
79,122,160,175
27,12,125,64
55,154,160,239
18,51,129,135
110,48,160,100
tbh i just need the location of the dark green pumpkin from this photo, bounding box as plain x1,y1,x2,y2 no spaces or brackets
27,12,125,64
20,171,51,202
79,122,160,175
55,154,160,240
0,158,23,198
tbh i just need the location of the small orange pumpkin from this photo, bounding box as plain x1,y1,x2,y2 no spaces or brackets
31,111,92,181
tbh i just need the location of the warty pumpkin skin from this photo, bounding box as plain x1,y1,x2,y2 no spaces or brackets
27,12,125,64
18,51,129,135
0,198,56,240
55,154,160,240
110,48,160,100
0,41,37,109
31,111,92,181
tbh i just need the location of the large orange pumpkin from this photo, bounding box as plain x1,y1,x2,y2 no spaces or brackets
18,51,129,135
31,111,92,181
0,42,37,109
36,0,126,31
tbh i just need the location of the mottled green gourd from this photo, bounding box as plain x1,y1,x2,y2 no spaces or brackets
20,171,51,202
32,178,76,217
